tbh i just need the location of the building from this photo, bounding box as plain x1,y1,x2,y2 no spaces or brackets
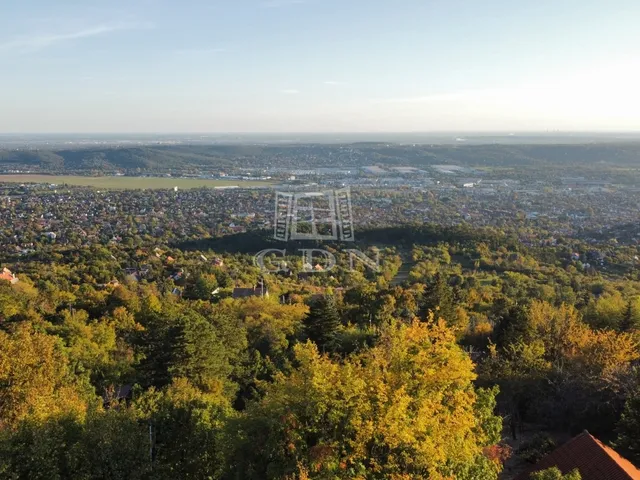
515,431,640,480
460,178,481,188
232,282,269,299
0,268,19,284
213,257,224,267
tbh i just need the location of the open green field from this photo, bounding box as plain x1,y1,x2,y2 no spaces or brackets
0,175,273,190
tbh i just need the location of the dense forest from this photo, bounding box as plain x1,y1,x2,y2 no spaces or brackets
0,218,639,479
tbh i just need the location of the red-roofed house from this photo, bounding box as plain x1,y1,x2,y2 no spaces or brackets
515,431,640,480
0,268,19,285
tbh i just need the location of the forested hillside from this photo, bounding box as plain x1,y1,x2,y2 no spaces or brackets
3,142,640,174
0,219,639,479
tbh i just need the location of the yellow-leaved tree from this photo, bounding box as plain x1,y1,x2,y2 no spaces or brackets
230,317,502,479
0,322,95,430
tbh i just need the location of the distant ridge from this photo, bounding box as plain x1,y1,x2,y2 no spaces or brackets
2,142,640,174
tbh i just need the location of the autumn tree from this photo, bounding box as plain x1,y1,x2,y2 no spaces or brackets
50,308,137,391
230,318,503,479
483,301,640,432
0,322,94,430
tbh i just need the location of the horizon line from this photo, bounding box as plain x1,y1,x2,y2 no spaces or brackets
3,130,640,136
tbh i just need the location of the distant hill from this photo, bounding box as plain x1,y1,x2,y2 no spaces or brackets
1,142,640,173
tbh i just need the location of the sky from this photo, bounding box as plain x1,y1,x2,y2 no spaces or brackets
1,0,640,133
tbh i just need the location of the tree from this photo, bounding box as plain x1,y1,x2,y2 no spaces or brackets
583,291,626,330
304,295,341,352
0,414,85,480
0,323,94,430
530,467,581,480
344,283,379,328
213,296,306,362
615,387,640,464
136,303,238,397
170,311,233,392
619,299,640,332
492,303,531,349
134,378,232,479
230,318,503,479
184,273,218,300
134,308,182,389
422,272,457,325
483,301,640,433
51,308,135,391
74,407,151,480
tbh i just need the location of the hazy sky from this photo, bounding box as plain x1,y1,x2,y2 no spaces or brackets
1,0,640,133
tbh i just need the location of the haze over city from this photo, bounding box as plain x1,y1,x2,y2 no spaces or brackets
2,0,640,133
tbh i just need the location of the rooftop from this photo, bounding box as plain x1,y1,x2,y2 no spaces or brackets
515,431,640,480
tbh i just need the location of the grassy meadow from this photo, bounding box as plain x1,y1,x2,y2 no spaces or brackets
0,175,273,190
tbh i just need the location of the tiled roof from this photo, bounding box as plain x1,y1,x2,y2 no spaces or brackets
515,431,640,480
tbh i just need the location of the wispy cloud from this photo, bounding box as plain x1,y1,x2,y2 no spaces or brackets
324,80,346,86
262,0,308,7
370,92,469,104
173,47,227,56
280,89,300,94
0,21,153,54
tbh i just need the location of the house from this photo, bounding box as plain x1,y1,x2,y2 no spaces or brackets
460,178,481,188
233,283,269,299
0,268,19,284
168,269,184,281
515,431,640,480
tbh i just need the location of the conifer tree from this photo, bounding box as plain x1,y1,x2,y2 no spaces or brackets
422,272,456,324
615,388,640,464
304,295,341,351
620,300,636,332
